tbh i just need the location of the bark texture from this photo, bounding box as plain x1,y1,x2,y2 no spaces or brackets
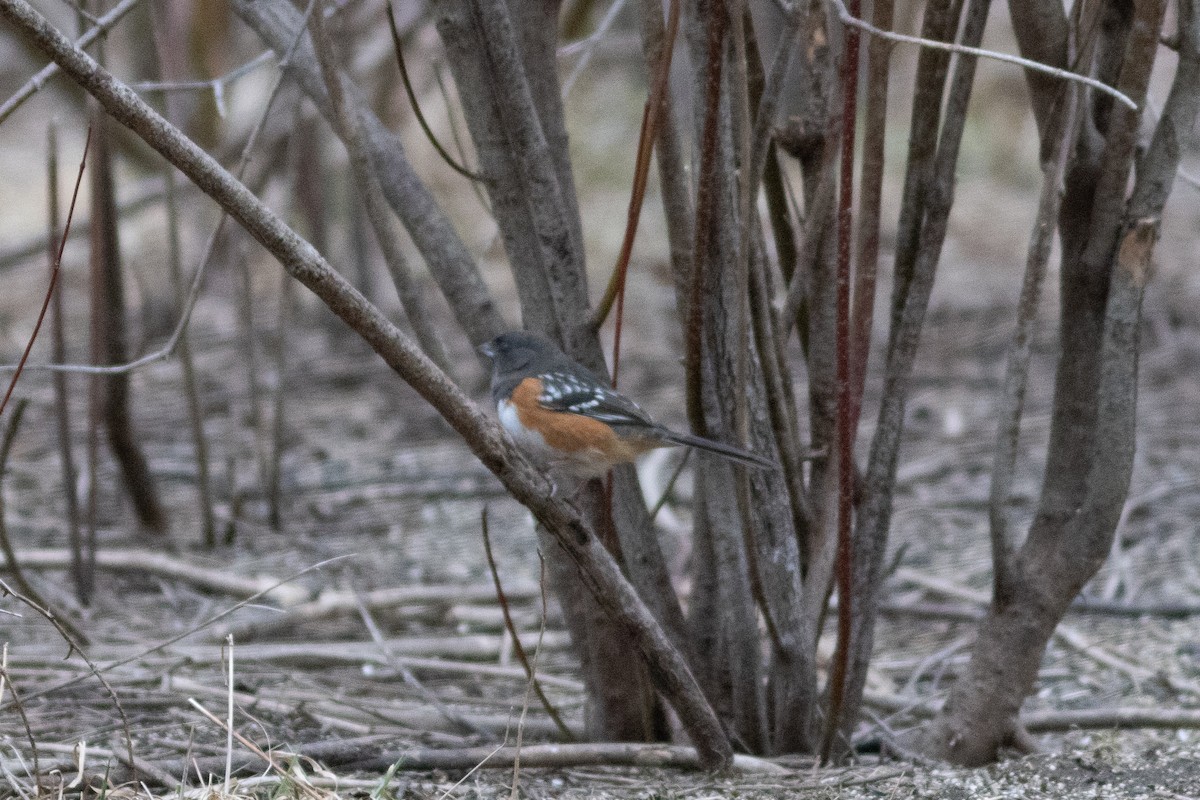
909,0,1190,765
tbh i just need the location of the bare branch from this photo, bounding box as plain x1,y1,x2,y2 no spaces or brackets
0,401,79,641
589,0,681,331
436,0,591,348
827,0,1137,109
849,0,894,413
233,0,505,347
0,0,142,125
560,0,631,96
0,127,89,405
1023,707,1200,732
149,3,217,547
311,0,452,374
481,508,574,740
343,742,788,774
684,0,729,439
44,121,85,600
129,50,274,117
821,0,865,758
842,0,993,754
0,2,318,379
989,83,1085,597
748,5,805,201
385,3,482,182
0,547,307,604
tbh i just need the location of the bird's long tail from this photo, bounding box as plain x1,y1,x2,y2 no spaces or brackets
658,430,777,470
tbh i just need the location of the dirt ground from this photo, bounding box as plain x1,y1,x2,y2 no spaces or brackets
3,5,1200,795
1,268,1200,798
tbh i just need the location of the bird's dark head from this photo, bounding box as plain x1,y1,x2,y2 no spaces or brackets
478,331,559,375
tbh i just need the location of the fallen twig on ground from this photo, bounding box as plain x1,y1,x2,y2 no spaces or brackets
482,509,573,740
353,592,494,739
144,634,572,665
0,548,309,605
341,742,790,775
1023,707,1200,732
216,579,539,641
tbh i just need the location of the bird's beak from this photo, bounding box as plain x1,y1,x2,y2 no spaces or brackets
477,341,496,359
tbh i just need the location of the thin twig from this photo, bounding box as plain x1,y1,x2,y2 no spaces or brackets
0,0,142,125
436,743,509,800
0,1,320,380
509,555,550,798
827,0,1136,109
561,0,630,96
1,555,352,712
44,121,85,602
0,128,90,413
849,0,894,418
386,2,482,181
779,146,838,333
747,4,804,201
648,449,691,522
588,0,680,334
352,591,495,739
481,508,574,739
237,245,269,531
0,661,39,790
187,699,324,799
130,50,274,118
105,748,178,790
265,266,293,530
224,635,235,791
150,5,217,547
821,0,863,760
314,1,453,373
432,64,492,214
0,577,137,782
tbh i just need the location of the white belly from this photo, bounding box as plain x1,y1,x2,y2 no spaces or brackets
498,399,552,456
496,399,610,479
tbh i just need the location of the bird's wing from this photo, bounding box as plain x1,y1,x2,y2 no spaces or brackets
536,372,657,428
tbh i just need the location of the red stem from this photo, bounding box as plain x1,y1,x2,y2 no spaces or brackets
821,5,861,763
606,0,681,387
1,126,92,418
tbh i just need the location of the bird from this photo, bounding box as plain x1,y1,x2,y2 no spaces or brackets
478,330,777,480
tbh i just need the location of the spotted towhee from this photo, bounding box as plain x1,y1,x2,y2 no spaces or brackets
479,331,776,479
